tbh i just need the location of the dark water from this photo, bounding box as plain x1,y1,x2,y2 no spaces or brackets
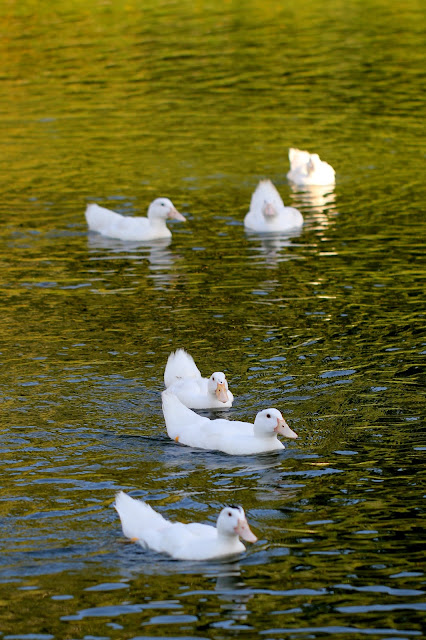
1,1,425,638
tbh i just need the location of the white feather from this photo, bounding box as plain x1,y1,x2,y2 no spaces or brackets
164,349,201,388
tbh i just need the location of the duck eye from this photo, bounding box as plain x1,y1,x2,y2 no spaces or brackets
266,413,271,418
228,511,232,517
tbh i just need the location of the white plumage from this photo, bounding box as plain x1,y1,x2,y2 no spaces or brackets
85,197,185,241
162,390,298,455
114,491,257,560
164,349,234,409
287,148,335,186
244,180,303,232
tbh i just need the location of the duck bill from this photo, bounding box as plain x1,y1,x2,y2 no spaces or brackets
215,382,229,403
168,207,186,222
235,518,257,543
263,203,277,218
274,418,298,439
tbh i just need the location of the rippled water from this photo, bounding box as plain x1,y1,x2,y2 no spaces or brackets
1,0,425,638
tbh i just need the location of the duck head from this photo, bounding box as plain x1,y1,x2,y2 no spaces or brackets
148,198,186,222
217,505,257,542
208,372,230,403
254,408,298,439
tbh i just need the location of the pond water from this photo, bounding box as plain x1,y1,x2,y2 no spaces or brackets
0,0,425,638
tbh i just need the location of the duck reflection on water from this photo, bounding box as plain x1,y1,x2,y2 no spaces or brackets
289,183,338,230
245,226,304,266
203,561,252,623
87,235,181,290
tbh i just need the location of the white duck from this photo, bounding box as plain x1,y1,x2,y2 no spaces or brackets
287,148,335,186
115,491,257,560
162,390,298,455
244,180,303,232
85,197,185,241
164,349,234,409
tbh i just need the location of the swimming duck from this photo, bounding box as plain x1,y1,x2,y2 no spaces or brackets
115,491,257,560
164,349,234,409
287,148,335,186
244,180,303,232
162,390,298,455
85,197,185,241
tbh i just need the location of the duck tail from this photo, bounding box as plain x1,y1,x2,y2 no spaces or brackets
164,349,201,388
288,147,310,171
162,390,199,439
250,179,284,212
288,147,298,165
85,203,120,234
114,491,169,541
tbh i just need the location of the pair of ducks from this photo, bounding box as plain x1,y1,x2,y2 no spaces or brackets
162,349,298,455
116,349,299,560
86,148,335,240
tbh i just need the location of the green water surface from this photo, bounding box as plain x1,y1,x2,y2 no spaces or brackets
0,1,425,638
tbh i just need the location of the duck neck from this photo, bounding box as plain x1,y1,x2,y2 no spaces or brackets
217,530,242,550
253,424,277,440
148,215,168,230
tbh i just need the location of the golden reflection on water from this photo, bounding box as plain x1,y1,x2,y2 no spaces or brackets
0,0,425,638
